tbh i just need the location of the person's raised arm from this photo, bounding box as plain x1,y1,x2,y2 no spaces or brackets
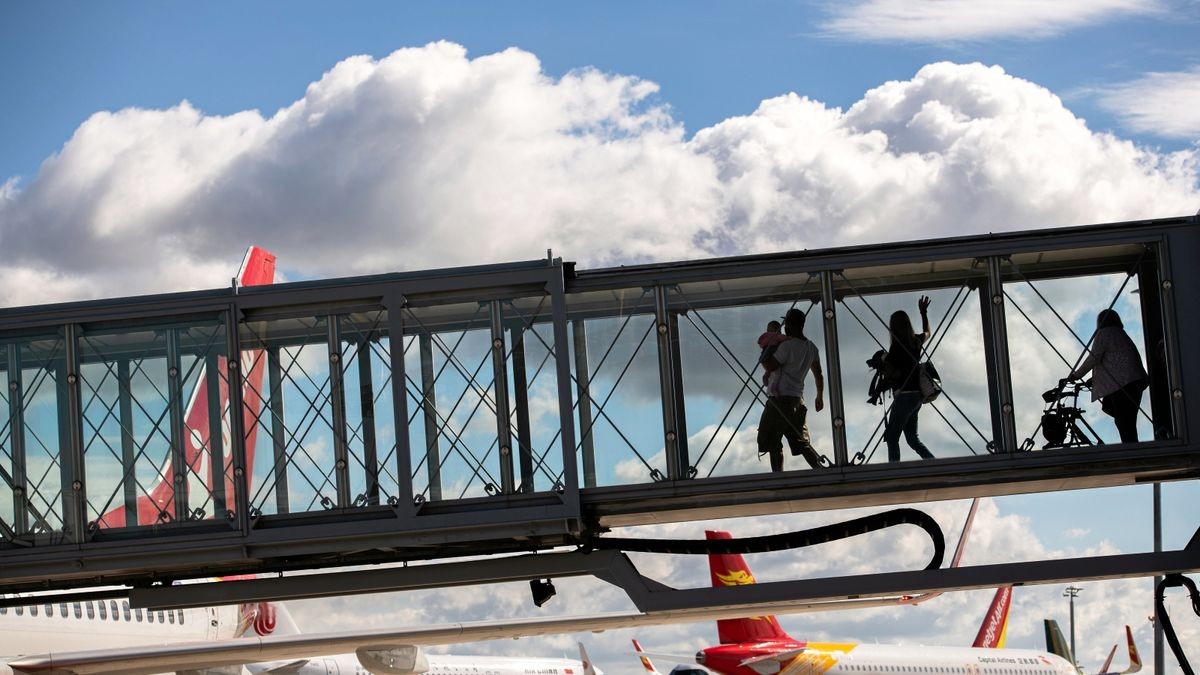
917,295,932,343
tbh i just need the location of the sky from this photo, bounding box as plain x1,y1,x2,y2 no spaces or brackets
1,0,1199,673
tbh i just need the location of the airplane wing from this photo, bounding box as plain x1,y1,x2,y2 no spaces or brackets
5,596,906,675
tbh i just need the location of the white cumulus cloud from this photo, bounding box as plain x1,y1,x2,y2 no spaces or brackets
0,47,1197,309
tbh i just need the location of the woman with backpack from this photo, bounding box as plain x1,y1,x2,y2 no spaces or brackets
883,296,936,462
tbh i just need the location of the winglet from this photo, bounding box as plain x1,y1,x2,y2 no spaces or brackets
1098,644,1117,674
633,639,661,675
1120,625,1141,674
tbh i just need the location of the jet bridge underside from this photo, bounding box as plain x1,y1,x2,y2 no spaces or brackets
0,215,1198,605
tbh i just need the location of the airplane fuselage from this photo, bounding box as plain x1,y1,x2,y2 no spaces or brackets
698,642,1077,675
0,598,241,659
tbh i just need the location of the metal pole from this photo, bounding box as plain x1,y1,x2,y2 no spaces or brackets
509,323,534,493
62,324,85,542
667,308,689,477
356,335,379,506
490,300,515,494
383,293,414,512
204,352,226,518
267,345,289,515
985,257,1018,453
327,318,351,509
418,332,442,502
653,285,681,479
572,321,596,488
117,358,138,523
166,328,189,522
1153,483,1163,675
1064,585,1082,666
7,344,28,534
819,271,848,465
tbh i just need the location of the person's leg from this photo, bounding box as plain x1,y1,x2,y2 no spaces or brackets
1105,386,1142,443
903,401,935,459
885,392,918,462
757,398,787,472
785,397,822,468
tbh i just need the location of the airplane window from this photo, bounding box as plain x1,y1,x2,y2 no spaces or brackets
110,600,118,621
15,606,23,616
86,602,95,619
148,610,155,623
74,602,82,618
169,609,176,624
59,602,68,616
44,603,53,617
0,606,6,615
179,609,185,624
31,604,38,616
135,607,143,622
122,601,131,622
157,610,165,623
98,601,107,619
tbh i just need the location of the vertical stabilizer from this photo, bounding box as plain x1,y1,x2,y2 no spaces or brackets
580,642,598,675
97,246,275,528
1044,619,1076,669
707,530,795,644
972,586,1013,648
237,600,301,638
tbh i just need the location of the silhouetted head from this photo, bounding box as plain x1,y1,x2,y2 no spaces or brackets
766,320,781,333
889,310,917,351
782,308,806,338
1097,309,1123,329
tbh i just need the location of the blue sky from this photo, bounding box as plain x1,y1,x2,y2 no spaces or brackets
2,1,1197,184
1,1,1199,673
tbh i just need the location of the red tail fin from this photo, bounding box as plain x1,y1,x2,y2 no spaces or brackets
708,530,794,644
98,247,275,528
972,586,1013,648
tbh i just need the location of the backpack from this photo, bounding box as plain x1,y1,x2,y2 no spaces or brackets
918,360,942,404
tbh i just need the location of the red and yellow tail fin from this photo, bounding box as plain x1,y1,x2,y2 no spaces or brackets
97,246,275,529
972,586,1013,648
707,530,794,645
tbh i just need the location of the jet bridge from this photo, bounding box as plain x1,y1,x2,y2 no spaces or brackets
1,215,1198,612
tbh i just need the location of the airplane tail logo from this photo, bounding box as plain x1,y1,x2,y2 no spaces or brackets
972,585,1012,648
633,639,660,675
97,247,275,529
707,530,794,645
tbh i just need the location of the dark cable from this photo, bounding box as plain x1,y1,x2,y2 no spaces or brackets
1156,573,1198,675
585,507,945,570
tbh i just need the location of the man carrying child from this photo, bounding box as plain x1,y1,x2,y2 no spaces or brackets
756,308,825,472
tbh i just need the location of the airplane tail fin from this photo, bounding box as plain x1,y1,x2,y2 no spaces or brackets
707,530,795,645
633,639,662,675
97,246,275,529
1120,625,1141,674
237,600,301,638
580,642,598,675
1044,619,1076,669
972,586,1013,647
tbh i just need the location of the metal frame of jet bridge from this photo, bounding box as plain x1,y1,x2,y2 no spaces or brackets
1,214,1198,609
